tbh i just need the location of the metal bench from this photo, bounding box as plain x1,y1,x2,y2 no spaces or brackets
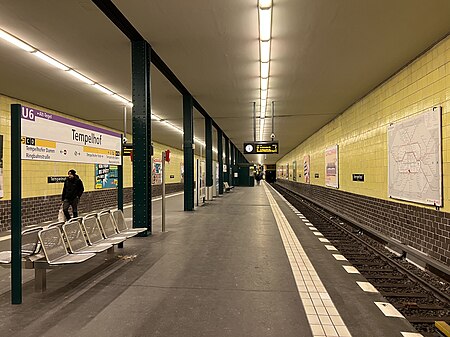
83,214,126,246
63,220,113,254
34,227,96,292
224,182,234,192
0,227,42,264
112,209,147,237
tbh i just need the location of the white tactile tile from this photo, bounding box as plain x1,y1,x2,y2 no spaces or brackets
319,238,330,243
375,302,405,318
264,184,353,337
400,333,424,337
310,227,318,231
356,281,379,293
325,245,338,251
343,266,360,274
332,254,347,261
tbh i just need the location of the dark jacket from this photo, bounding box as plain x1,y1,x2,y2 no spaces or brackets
62,175,84,201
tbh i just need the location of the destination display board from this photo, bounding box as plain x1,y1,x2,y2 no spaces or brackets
21,106,122,165
243,141,278,154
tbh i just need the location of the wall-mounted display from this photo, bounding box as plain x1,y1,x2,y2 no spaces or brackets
388,107,442,206
325,145,339,188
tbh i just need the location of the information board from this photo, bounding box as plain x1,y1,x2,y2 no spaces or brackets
388,107,442,206
244,141,278,154
21,106,122,165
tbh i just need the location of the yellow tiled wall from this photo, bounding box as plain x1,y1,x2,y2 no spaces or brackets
0,95,185,200
277,36,450,211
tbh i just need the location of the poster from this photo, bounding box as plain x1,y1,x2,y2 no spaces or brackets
325,145,339,188
152,158,162,185
95,164,118,189
286,163,290,180
303,155,310,184
21,106,121,165
292,161,297,181
388,107,441,206
0,135,3,198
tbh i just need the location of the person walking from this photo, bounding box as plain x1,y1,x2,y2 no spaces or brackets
61,169,84,220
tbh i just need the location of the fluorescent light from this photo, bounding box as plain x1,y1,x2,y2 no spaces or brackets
259,8,272,41
112,94,130,104
260,40,271,62
261,99,267,119
32,51,69,70
259,0,272,9
92,83,114,95
151,114,161,121
261,89,268,101
164,121,184,134
261,77,268,91
0,29,35,52
67,69,94,84
261,62,269,78
259,118,265,140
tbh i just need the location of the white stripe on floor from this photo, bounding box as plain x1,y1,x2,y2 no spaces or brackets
263,183,352,337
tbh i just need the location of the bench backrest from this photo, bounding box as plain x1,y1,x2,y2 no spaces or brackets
63,220,88,253
47,221,65,229
98,211,118,238
38,227,68,263
21,227,43,256
112,209,128,232
82,215,104,244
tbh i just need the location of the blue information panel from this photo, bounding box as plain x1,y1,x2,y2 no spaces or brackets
95,164,118,189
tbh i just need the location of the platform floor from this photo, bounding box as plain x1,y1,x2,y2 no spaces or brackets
0,183,421,337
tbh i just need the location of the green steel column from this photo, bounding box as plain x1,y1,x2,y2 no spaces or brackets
132,40,152,235
218,129,224,194
11,104,22,304
205,117,213,188
183,94,194,211
118,135,123,211
224,137,230,185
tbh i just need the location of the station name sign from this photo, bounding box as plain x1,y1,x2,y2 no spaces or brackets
243,141,279,154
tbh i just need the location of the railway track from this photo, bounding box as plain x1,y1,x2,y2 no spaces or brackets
272,183,450,337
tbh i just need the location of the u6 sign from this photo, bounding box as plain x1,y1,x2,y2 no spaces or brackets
21,106,122,165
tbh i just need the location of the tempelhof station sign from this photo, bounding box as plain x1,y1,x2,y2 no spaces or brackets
21,106,122,165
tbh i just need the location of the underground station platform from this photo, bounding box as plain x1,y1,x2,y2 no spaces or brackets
0,185,427,337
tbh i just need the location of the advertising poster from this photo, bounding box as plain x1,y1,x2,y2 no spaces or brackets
0,135,3,198
286,164,290,180
292,161,297,181
152,158,162,185
21,106,121,165
95,164,118,189
303,155,310,184
325,145,339,188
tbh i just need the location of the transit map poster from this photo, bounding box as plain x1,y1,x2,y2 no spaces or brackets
21,106,122,165
325,145,339,188
388,107,442,206
95,164,118,189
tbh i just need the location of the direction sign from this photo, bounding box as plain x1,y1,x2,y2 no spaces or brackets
243,141,278,154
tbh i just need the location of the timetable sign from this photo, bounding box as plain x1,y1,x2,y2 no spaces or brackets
244,141,279,154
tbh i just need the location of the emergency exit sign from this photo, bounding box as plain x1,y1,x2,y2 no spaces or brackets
244,141,279,154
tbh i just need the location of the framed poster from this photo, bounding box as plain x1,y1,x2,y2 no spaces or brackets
152,158,162,185
303,155,310,184
292,161,297,181
325,145,338,188
388,107,442,206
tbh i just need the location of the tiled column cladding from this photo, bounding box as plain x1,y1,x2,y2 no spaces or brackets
0,183,184,231
276,179,450,267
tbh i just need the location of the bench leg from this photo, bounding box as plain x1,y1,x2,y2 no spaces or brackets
118,242,124,249
35,268,46,292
